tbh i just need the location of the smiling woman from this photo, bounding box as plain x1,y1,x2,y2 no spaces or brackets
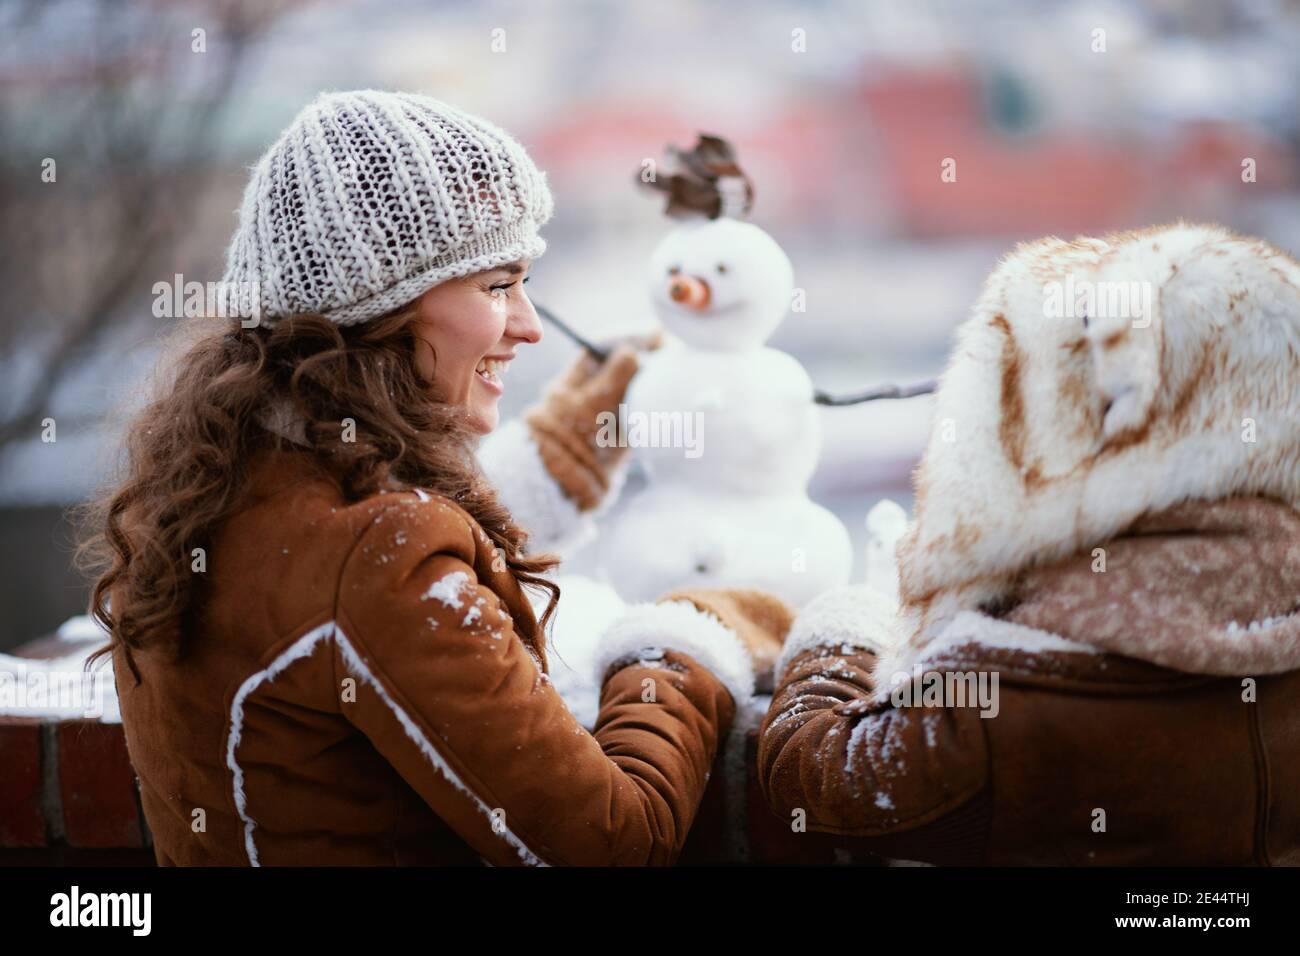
410,259,540,433
77,89,792,867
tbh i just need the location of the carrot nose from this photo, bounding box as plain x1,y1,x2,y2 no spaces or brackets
668,275,711,310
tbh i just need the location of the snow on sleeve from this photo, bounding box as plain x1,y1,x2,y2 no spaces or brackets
421,571,499,634
422,570,471,610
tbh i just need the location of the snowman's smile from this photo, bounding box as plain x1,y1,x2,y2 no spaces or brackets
474,355,511,393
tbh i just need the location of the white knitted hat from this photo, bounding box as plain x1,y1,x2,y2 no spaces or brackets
222,90,554,326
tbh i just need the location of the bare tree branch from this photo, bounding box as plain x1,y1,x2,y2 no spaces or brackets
0,0,289,449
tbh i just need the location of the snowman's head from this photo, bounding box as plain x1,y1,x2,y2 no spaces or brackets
647,218,793,351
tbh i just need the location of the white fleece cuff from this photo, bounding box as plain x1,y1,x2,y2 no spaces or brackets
777,584,897,680
477,419,596,556
595,600,756,704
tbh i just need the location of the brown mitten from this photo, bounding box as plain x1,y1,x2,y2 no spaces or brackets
524,337,656,511
658,587,795,693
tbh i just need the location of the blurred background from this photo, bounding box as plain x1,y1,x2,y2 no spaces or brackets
1,0,1297,649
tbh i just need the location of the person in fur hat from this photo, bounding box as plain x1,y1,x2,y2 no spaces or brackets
760,223,1300,865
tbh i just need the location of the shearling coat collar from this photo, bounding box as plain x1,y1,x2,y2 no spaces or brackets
1002,496,1300,676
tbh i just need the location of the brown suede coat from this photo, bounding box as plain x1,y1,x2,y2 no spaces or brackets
760,497,1300,865
114,447,752,866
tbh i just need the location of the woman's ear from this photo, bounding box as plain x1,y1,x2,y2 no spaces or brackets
413,332,437,384
404,300,438,384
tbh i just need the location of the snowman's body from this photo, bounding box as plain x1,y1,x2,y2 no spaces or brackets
628,345,817,492
598,217,852,608
599,480,854,609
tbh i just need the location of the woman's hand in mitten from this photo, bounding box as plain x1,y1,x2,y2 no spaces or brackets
524,332,661,511
596,586,796,704
656,587,796,694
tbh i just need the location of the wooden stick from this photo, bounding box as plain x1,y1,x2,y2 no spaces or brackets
813,379,938,405
537,300,935,405
534,302,610,362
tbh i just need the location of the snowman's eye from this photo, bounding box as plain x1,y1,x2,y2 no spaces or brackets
716,263,727,274
668,265,681,276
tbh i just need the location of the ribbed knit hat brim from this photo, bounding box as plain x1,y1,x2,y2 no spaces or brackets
221,90,554,326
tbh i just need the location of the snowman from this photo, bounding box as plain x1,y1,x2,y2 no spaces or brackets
596,136,852,609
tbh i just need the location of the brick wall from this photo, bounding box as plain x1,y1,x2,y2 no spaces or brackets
0,715,154,865
0,714,869,866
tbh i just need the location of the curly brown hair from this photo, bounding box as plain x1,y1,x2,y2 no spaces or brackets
78,305,560,684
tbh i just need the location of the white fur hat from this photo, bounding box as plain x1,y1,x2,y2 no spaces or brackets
221,90,554,326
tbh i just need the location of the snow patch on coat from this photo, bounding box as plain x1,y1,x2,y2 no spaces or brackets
423,571,470,609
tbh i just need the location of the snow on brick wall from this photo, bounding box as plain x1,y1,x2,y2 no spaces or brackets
0,618,152,862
